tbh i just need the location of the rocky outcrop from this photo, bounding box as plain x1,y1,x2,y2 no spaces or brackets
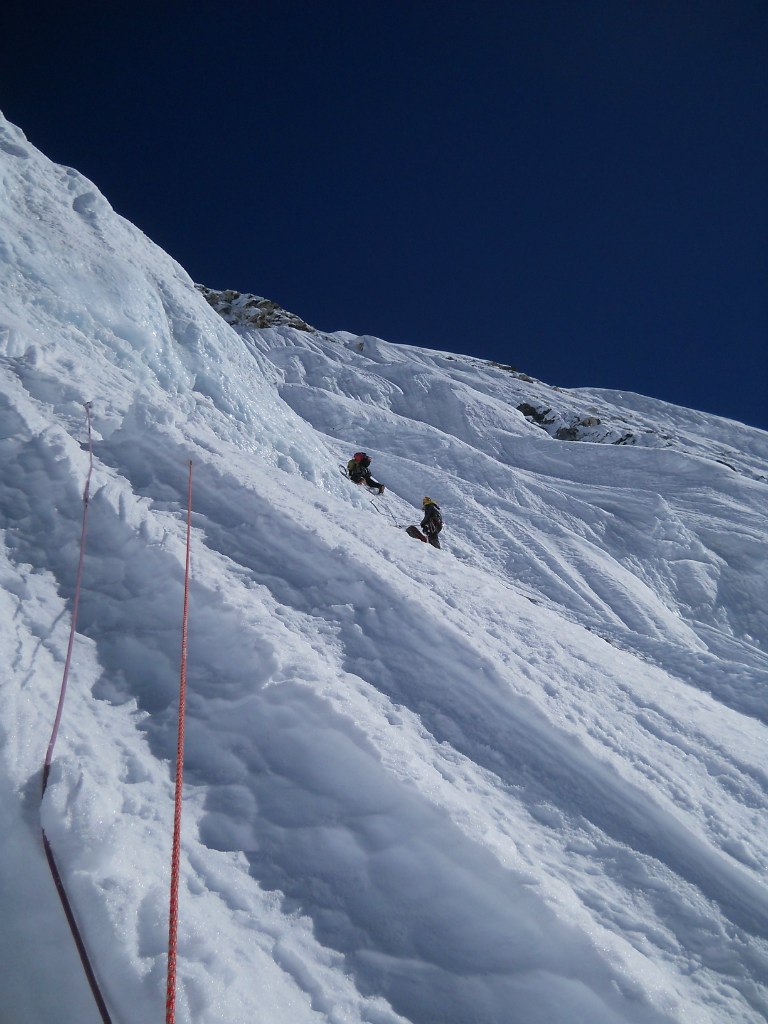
516,400,657,446
197,285,314,332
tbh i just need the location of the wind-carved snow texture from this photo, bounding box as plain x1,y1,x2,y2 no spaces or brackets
1,109,767,1024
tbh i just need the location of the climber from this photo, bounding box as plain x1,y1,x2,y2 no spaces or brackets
420,497,443,548
347,452,385,494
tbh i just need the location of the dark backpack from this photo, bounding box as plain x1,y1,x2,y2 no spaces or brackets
348,461,367,483
425,505,442,532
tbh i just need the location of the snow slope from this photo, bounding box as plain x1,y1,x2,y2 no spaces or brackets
1,111,767,1024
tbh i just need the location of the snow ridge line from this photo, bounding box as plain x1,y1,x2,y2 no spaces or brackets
166,460,193,1024
40,402,113,1024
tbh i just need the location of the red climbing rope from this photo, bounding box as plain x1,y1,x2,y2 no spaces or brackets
40,402,113,1024
166,460,193,1024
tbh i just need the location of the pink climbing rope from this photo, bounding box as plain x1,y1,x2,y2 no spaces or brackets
166,459,193,1024
42,402,94,795
40,402,113,1024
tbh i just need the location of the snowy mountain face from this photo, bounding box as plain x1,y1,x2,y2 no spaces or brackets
1,110,767,1024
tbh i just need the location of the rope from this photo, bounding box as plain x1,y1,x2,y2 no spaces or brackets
369,496,402,527
42,833,113,1023
40,402,113,1024
341,463,404,526
166,460,193,1024
42,402,94,795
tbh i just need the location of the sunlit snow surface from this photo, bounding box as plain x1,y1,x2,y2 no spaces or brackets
1,111,767,1024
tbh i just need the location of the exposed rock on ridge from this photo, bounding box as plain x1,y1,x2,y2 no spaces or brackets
196,284,314,332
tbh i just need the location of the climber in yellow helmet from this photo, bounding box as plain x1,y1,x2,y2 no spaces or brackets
420,497,443,548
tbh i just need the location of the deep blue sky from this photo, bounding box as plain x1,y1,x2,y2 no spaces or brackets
3,2,766,429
